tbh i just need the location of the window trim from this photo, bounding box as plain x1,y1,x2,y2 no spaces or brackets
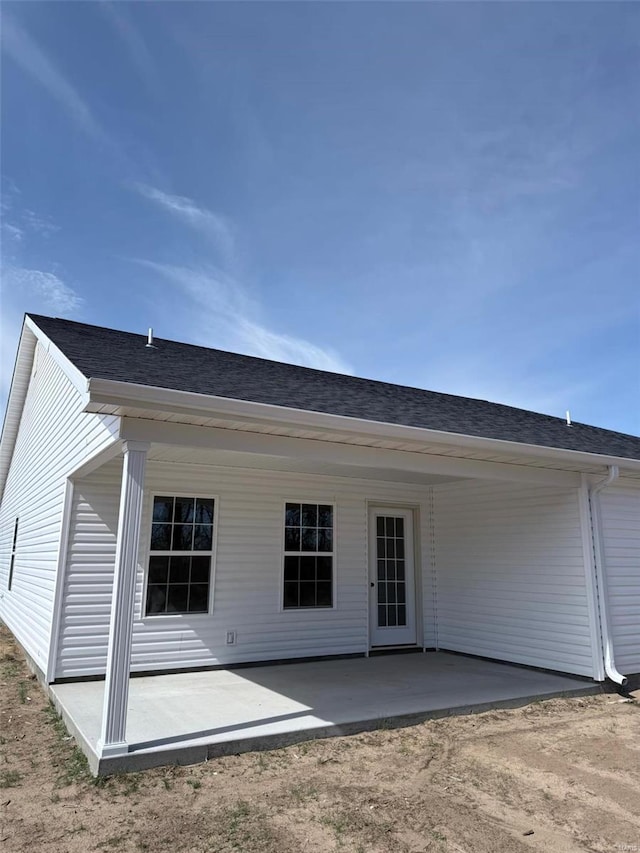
279,499,337,613
7,517,18,591
141,491,219,619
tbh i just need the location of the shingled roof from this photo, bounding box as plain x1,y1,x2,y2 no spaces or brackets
28,314,640,461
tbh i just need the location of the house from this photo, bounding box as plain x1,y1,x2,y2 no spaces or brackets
1,313,639,768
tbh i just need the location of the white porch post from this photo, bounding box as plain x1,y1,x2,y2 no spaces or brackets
98,440,150,757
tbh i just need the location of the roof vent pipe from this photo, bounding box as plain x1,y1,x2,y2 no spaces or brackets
566,410,572,426
145,328,157,349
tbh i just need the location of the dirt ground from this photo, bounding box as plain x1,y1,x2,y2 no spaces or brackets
1,625,639,853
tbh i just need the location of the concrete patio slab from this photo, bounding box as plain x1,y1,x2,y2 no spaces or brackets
49,652,599,775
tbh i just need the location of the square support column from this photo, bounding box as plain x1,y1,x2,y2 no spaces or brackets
98,440,150,757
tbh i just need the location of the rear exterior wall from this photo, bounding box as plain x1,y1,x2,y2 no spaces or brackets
432,480,598,678
55,459,436,678
55,460,640,682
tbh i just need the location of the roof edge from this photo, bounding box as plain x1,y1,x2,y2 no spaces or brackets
0,321,36,502
0,317,90,502
86,377,640,473
24,315,90,396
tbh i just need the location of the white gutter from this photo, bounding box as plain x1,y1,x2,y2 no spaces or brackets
588,465,628,688
85,377,640,474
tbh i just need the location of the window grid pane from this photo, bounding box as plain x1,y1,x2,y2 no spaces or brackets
146,496,214,615
283,503,333,609
375,516,408,628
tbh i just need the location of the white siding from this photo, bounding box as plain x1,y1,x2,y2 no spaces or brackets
56,460,436,677
599,480,640,674
0,343,119,671
432,480,596,677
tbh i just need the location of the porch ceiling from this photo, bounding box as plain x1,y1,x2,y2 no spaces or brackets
50,653,596,775
146,443,462,486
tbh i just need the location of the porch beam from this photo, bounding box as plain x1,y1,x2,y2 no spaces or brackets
97,440,149,757
120,418,582,487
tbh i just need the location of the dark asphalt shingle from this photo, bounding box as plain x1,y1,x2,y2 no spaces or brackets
28,314,640,461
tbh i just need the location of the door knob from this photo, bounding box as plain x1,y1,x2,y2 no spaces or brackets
370,582,375,587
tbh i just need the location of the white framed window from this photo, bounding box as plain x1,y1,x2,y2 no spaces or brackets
145,495,216,616
283,502,334,609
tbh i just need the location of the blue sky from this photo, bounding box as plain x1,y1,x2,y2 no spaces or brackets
1,2,639,435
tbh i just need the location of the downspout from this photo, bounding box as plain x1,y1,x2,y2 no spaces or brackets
588,465,628,688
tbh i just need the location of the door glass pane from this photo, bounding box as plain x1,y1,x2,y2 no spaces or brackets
375,515,409,629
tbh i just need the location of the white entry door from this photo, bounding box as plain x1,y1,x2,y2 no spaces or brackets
369,507,417,647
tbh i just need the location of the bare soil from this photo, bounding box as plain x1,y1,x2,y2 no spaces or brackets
1,624,639,853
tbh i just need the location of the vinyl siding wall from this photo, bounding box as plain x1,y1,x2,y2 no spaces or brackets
56,460,436,677
598,479,640,675
0,344,119,671
432,480,596,677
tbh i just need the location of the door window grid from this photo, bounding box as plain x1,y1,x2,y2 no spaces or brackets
376,516,407,627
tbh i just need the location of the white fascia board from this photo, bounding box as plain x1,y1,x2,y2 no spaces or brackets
120,418,581,486
1,317,91,502
88,377,640,474
0,322,37,502
24,315,90,399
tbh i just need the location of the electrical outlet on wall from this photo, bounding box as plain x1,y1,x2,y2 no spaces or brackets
225,630,237,645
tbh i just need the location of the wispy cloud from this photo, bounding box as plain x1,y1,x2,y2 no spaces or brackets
0,187,83,405
131,182,351,373
1,184,59,252
2,267,82,314
135,259,352,374
97,2,157,92
132,183,235,264
1,13,105,142
21,209,59,237
0,267,83,403
2,223,24,243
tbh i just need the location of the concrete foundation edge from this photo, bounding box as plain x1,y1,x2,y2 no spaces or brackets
91,684,601,776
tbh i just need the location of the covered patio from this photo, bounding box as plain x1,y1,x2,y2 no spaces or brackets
49,651,597,775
